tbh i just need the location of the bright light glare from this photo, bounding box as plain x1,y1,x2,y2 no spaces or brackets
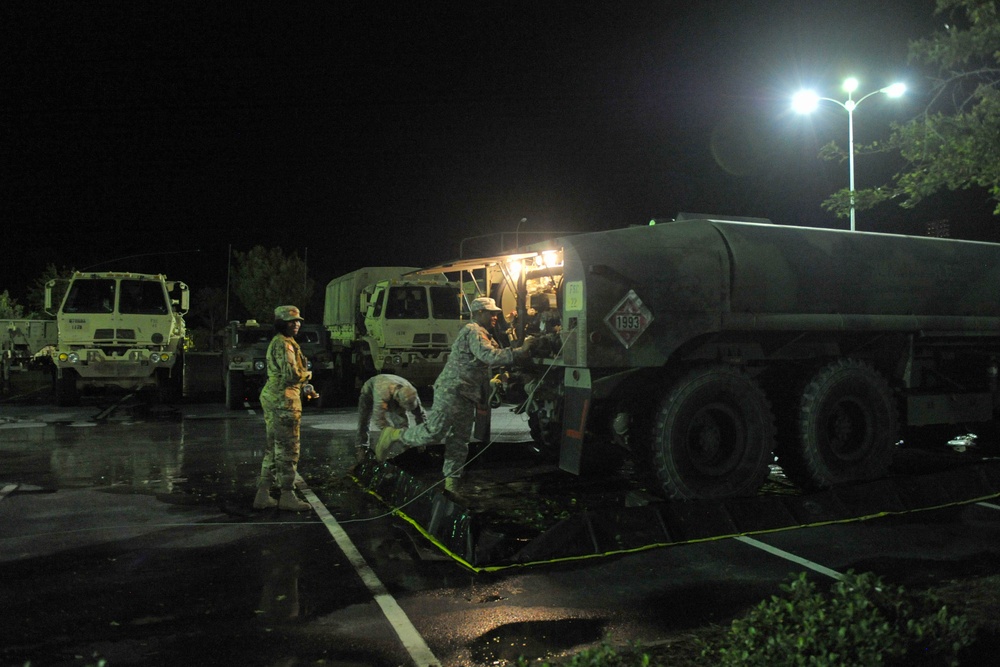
843,77,859,93
508,260,522,281
540,250,561,268
792,90,819,114
883,82,906,97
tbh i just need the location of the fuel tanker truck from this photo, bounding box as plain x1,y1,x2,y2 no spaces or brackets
415,215,1000,501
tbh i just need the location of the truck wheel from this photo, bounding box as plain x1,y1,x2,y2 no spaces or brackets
528,410,561,461
650,365,775,500
54,371,80,407
780,359,898,491
226,370,245,410
157,364,183,404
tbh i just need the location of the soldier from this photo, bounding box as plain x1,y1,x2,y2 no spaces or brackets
375,297,534,495
354,373,428,471
254,305,319,512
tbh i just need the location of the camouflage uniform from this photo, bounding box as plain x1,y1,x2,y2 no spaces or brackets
356,373,428,448
393,310,528,479
258,324,312,491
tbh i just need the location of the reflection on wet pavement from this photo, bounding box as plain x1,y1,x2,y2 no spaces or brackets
0,400,413,667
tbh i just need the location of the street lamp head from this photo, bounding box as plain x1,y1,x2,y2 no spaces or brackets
882,82,906,97
843,77,859,94
792,90,820,114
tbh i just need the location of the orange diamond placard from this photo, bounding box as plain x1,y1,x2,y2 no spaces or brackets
604,290,653,349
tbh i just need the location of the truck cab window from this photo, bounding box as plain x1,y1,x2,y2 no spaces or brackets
430,286,462,319
63,279,116,314
119,280,169,315
386,286,429,319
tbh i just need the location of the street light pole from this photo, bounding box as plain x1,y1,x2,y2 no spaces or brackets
846,92,856,231
792,78,906,231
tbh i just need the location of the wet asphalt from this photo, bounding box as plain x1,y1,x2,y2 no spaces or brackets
4,387,1000,667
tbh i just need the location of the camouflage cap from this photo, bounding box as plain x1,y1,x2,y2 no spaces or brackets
393,384,418,408
470,297,502,313
274,305,305,322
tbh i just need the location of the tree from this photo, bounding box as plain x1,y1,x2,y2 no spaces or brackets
0,290,26,319
230,246,315,323
26,263,76,317
187,286,229,351
822,0,1000,218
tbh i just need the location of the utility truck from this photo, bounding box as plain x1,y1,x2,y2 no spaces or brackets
416,215,1000,500
45,272,189,405
321,266,463,402
223,320,333,409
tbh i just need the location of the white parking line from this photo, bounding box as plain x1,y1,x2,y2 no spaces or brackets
296,479,440,667
976,501,1000,511
734,535,846,581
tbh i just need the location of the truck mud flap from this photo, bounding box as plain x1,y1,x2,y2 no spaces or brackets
352,456,1000,572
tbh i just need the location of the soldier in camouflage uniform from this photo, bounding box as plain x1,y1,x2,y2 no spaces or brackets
375,297,534,494
254,305,318,512
354,373,428,469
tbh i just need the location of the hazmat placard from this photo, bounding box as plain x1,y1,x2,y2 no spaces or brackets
604,290,653,348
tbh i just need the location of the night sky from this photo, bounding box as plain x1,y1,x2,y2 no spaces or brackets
5,0,992,308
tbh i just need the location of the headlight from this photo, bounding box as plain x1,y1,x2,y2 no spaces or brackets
67,352,79,363
254,360,266,371
307,360,313,369
392,355,402,365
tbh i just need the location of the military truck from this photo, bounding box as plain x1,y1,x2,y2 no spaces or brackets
416,215,1000,501
0,319,58,394
45,272,189,405
321,266,463,402
222,319,270,409
223,320,333,409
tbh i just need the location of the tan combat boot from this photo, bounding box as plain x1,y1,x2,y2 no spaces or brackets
444,476,468,501
278,490,310,512
253,485,277,509
347,446,368,475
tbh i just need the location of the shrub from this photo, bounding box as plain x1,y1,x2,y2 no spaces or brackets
700,571,974,666
517,639,651,666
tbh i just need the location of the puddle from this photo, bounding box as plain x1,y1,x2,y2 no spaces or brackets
470,617,607,663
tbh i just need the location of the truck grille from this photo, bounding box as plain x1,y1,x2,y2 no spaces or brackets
94,329,136,341
412,333,449,347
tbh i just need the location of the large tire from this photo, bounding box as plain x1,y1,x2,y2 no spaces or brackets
54,370,80,407
650,365,776,500
157,362,183,404
226,370,245,410
778,359,898,491
528,410,561,461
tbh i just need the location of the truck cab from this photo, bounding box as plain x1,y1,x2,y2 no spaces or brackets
222,319,270,409
45,272,189,405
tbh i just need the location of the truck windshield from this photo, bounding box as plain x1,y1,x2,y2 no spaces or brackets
385,286,429,319
430,286,461,318
119,280,169,315
63,279,116,314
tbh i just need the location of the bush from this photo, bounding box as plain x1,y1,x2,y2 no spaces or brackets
517,639,652,667
700,571,974,666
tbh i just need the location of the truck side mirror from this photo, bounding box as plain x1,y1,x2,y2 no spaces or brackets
44,279,55,316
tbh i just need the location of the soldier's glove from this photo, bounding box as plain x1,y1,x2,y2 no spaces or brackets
302,383,320,400
520,335,537,352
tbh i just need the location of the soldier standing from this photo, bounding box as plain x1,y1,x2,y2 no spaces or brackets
354,373,428,470
254,305,318,511
375,297,534,495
